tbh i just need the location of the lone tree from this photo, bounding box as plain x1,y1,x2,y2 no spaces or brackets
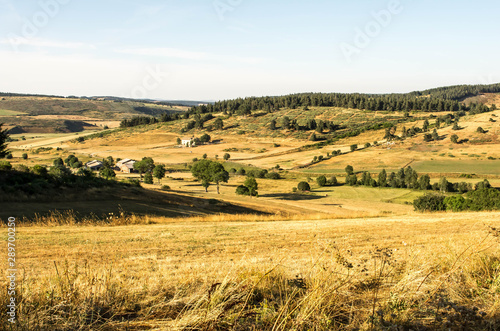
191,159,229,194
316,175,327,187
134,157,155,178
200,133,211,143
450,134,459,144
244,176,258,196
269,119,277,130
223,153,231,161
350,144,358,152
214,118,224,130
297,181,311,192
100,167,116,179
345,165,354,175
0,123,9,158
378,169,387,187
153,164,166,184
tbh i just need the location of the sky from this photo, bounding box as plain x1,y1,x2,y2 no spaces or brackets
0,0,499,101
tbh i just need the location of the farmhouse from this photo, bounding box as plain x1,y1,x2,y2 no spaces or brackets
181,138,195,147
116,158,136,173
85,160,103,171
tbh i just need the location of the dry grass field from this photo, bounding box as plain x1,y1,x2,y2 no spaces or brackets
2,98,500,329
1,212,499,330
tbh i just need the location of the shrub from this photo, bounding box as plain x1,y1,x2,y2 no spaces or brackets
144,172,153,184
14,164,29,173
160,185,171,191
32,165,48,176
200,133,211,143
237,168,246,176
345,174,358,186
466,188,500,211
265,172,281,180
297,181,311,191
22,153,28,160
99,167,116,179
477,127,486,133
6,153,12,159
236,185,250,196
413,194,446,212
328,176,338,186
0,161,12,171
450,134,459,144
316,175,327,187
350,144,358,152
444,195,468,212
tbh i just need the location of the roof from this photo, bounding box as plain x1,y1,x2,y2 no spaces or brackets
120,163,135,170
86,160,103,167
116,158,136,167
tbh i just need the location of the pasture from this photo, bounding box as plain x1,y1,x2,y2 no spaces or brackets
2,212,499,330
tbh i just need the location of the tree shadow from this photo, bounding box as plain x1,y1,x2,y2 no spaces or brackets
259,193,324,201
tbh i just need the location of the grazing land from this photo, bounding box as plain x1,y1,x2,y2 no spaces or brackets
1,86,500,330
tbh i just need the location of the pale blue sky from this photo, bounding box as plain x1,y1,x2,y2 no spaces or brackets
0,0,499,100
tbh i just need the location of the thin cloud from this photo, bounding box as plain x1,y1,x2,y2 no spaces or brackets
116,47,208,60
115,47,266,64
0,37,96,50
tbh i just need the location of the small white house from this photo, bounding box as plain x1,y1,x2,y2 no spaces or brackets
181,138,195,147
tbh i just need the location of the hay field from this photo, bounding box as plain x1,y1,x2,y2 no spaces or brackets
2,212,499,330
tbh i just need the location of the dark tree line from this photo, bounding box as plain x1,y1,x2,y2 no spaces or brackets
409,83,500,101
187,84,500,117
120,113,181,128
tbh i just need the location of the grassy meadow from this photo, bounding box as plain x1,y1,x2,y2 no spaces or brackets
1,212,499,330
2,97,500,330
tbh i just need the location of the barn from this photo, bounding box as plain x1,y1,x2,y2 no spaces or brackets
116,158,136,173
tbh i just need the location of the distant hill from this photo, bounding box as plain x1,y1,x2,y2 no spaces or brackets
0,95,188,133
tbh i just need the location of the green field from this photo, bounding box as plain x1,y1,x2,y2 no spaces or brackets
0,109,26,116
412,160,500,175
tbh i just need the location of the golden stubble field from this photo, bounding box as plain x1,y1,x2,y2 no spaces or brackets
2,212,499,330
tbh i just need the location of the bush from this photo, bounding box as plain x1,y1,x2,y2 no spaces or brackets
350,144,358,152
14,164,29,173
160,185,171,191
6,153,12,159
22,153,28,160
477,127,486,133
345,174,358,186
316,175,327,187
144,172,153,184
265,172,281,180
466,188,500,211
443,195,467,212
328,176,338,186
236,185,250,196
32,165,48,176
237,168,246,176
297,181,311,191
413,194,446,212
0,161,12,171
99,167,116,179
